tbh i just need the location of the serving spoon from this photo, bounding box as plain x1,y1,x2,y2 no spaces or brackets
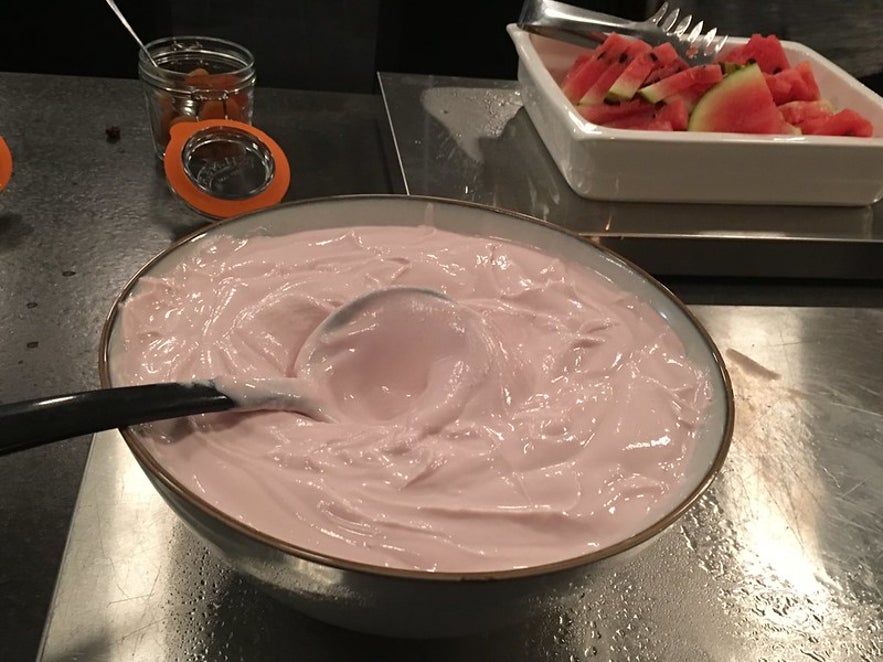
103,0,159,67
0,287,450,457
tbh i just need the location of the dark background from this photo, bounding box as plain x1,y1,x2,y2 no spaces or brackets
1,1,881,93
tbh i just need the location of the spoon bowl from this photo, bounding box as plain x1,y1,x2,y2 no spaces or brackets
0,286,450,456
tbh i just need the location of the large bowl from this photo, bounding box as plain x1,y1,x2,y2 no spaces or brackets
100,194,734,638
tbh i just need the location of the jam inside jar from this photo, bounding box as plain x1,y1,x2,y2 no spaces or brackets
138,36,256,159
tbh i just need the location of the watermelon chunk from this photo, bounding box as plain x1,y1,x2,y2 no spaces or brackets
664,84,708,112
688,63,793,134
606,42,683,101
656,98,689,131
718,33,791,75
778,99,834,129
605,115,673,131
558,51,593,89
642,57,688,85
579,38,651,105
764,61,821,104
577,98,656,125
559,33,632,103
639,64,723,103
800,109,874,137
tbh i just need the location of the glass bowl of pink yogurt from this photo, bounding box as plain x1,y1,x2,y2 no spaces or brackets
99,194,734,638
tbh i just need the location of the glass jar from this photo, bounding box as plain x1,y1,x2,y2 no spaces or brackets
138,36,256,159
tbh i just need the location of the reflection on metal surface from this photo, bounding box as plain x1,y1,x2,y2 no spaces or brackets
378,72,883,279
420,87,522,163
39,306,883,660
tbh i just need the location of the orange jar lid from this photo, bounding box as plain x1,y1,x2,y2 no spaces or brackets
163,119,290,219
0,136,12,192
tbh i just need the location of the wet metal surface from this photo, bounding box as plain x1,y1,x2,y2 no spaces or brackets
377,72,883,280
39,306,883,660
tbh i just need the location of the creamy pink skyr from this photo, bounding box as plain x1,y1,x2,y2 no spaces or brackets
113,225,711,573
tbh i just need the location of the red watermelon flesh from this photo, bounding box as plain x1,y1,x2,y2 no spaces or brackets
764,61,821,104
605,115,673,130
639,64,723,103
800,109,874,137
578,98,655,124
688,63,792,134
656,98,689,130
606,42,684,101
778,99,834,127
558,52,593,89
664,84,707,112
579,38,651,105
643,58,688,85
559,33,632,103
718,33,790,75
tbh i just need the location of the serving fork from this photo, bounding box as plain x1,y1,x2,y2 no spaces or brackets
518,0,728,64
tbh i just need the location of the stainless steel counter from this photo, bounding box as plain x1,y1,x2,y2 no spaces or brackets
40,305,883,661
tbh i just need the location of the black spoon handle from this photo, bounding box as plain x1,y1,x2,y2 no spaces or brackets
0,382,236,456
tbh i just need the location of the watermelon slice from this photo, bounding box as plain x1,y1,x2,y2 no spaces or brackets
605,115,673,130
656,98,689,131
778,99,834,129
577,98,656,125
559,33,632,103
606,42,683,101
643,57,688,85
639,64,723,103
558,51,593,89
579,38,651,105
764,61,821,104
664,84,708,112
718,33,790,75
800,109,874,137
689,63,793,134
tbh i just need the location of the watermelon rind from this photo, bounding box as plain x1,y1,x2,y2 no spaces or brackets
688,63,789,134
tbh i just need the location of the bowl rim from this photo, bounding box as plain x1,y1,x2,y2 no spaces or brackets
99,193,735,582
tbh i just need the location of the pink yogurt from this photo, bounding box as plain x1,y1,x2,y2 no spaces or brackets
113,225,711,572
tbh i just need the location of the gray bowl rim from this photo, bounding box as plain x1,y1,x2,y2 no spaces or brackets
98,193,735,582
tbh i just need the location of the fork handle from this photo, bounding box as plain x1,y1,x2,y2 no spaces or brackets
518,0,659,49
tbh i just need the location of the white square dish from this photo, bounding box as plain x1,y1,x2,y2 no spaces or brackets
506,23,883,206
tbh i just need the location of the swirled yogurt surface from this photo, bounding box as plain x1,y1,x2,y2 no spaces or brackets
113,224,712,572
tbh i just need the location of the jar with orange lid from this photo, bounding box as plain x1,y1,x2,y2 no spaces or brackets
138,36,256,159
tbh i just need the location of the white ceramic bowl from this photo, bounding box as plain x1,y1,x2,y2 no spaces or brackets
100,195,734,638
507,24,883,206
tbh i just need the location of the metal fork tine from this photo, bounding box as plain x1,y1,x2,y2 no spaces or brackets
659,8,680,32
699,27,717,55
687,20,704,45
647,2,669,25
671,14,693,38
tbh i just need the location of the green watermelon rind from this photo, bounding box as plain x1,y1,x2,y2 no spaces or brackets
687,63,781,133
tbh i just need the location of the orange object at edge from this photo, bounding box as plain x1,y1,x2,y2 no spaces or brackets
163,119,291,220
